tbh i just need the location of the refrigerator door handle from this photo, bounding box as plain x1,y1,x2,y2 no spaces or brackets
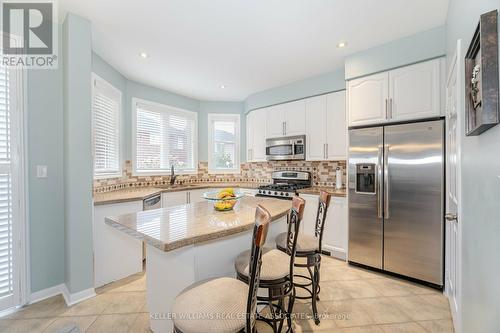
384,144,390,219
377,146,383,218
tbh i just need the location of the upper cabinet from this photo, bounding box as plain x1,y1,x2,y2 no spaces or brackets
389,59,441,122
266,100,306,138
306,91,346,161
347,58,444,127
246,107,267,162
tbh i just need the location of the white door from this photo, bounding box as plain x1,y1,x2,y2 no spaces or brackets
323,197,348,260
326,91,347,160
445,40,462,332
389,59,441,122
0,65,24,311
305,95,327,161
246,111,254,162
284,99,305,136
251,108,267,161
266,104,285,138
347,72,389,127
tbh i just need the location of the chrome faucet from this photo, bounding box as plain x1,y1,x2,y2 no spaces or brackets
170,165,177,185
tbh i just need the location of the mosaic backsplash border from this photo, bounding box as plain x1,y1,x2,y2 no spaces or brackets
94,160,346,193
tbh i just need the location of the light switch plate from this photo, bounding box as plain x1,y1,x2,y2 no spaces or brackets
36,165,47,178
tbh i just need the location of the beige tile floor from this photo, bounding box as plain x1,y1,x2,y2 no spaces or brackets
0,256,454,333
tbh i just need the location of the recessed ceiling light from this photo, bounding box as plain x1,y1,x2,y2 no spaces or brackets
337,41,347,48
220,85,226,89
139,52,148,59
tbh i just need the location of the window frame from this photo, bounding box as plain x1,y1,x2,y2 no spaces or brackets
207,113,241,174
91,73,122,179
131,97,198,176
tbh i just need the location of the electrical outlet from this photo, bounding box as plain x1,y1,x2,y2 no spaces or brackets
36,165,47,178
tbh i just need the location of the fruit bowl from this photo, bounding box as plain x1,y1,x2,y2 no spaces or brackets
203,188,244,211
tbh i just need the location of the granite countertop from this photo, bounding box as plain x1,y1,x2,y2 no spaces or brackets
105,196,291,252
93,183,347,205
297,186,347,197
93,182,262,205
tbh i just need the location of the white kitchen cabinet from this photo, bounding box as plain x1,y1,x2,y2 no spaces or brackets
305,95,328,160
162,191,188,207
323,197,348,260
266,104,286,138
305,91,346,161
284,99,306,136
298,194,348,260
347,58,443,127
93,201,143,288
298,194,319,236
389,58,442,122
246,108,267,162
348,72,389,127
327,91,347,160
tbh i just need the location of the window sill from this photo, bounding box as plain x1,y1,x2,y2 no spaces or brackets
94,172,122,180
132,170,198,176
208,169,241,175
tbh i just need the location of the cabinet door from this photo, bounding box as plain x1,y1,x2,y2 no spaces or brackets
266,104,285,138
246,111,254,161
305,95,327,161
327,91,347,160
189,189,207,204
323,197,348,260
162,191,187,207
252,108,268,161
284,99,306,136
348,72,389,126
389,59,441,122
298,194,319,235
93,201,143,287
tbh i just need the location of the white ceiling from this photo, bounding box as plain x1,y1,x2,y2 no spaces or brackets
60,0,449,101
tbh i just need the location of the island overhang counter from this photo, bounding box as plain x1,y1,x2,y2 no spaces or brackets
105,195,291,333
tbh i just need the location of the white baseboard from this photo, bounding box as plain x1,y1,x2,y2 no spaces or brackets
30,283,66,304
324,245,347,261
61,285,96,307
29,283,96,307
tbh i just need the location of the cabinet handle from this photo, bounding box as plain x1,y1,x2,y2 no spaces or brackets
284,122,287,135
385,99,388,119
389,98,393,119
326,143,328,159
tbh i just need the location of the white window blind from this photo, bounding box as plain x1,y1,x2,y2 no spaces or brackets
92,74,121,178
208,114,240,173
0,64,13,304
134,99,197,174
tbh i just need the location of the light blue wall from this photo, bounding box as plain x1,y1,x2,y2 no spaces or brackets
345,26,446,80
27,45,65,292
244,68,346,112
446,2,500,333
62,13,94,293
198,101,245,162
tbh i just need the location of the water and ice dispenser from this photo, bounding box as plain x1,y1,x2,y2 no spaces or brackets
355,163,376,194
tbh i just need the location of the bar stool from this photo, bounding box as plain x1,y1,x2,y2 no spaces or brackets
234,196,306,333
171,205,272,333
275,191,331,325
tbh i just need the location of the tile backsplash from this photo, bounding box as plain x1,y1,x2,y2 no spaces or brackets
94,160,346,193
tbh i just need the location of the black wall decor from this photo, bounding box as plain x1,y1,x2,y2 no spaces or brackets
465,10,499,136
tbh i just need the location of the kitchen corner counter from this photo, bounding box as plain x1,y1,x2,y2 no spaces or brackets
105,196,291,252
93,182,262,206
297,186,347,197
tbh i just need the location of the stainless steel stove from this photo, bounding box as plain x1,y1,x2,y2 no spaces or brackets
257,170,312,200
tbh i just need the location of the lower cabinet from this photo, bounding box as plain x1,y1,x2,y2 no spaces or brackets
298,193,348,260
162,191,189,207
93,201,144,288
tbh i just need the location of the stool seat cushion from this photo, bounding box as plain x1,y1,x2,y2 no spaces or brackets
275,232,318,253
235,247,290,281
171,277,247,333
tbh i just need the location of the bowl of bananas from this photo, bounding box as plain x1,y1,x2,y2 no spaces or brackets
203,188,244,211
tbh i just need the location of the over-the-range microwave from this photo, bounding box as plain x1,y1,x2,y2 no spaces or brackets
266,135,305,161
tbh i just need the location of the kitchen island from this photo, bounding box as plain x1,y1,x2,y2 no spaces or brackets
105,195,291,333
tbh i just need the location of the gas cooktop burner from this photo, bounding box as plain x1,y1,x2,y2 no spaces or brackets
256,170,312,200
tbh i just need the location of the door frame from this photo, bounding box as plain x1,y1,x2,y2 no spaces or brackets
445,39,463,333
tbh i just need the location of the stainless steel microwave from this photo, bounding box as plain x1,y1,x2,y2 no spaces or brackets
266,135,306,161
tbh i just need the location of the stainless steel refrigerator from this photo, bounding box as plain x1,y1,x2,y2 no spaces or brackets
348,119,444,286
